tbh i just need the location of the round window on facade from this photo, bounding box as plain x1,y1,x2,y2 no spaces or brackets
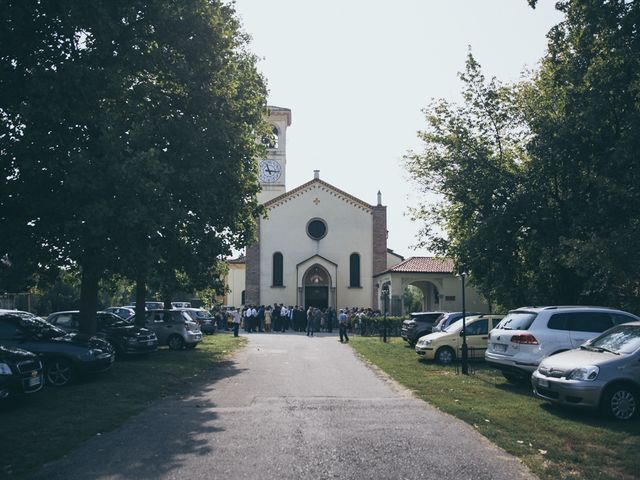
307,219,327,240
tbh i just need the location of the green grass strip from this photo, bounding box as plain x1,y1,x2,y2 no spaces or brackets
350,337,640,480
0,334,246,479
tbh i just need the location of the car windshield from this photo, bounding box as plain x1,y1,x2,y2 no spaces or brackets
444,319,464,333
495,312,537,331
18,316,66,339
586,325,640,354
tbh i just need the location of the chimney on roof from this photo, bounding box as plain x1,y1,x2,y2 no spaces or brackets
314,170,320,180
377,190,382,206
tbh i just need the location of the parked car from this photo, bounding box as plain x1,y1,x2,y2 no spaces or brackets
141,309,203,350
431,311,484,332
145,301,164,310
485,306,640,382
183,308,216,334
415,315,504,364
47,310,158,357
532,322,640,420
0,345,44,400
401,312,445,347
0,310,114,386
103,306,136,319
171,302,192,308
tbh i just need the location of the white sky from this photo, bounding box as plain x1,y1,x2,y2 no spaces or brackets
233,0,565,259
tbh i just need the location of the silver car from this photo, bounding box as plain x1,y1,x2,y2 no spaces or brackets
143,309,202,350
532,321,640,420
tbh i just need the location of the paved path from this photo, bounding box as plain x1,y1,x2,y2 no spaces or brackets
32,333,536,480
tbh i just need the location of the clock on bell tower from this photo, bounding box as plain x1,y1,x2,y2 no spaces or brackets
257,106,291,204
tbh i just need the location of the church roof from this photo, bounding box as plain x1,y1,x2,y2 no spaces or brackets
228,255,246,264
378,256,455,274
263,178,375,212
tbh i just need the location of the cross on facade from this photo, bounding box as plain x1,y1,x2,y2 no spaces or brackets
313,197,320,205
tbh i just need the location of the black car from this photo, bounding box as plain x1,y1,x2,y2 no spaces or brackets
0,344,44,400
0,310,114,386
401,312,446,347
47,311,158,357
184,308,217,335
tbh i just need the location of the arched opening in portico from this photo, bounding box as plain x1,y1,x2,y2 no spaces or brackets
403,280,441,313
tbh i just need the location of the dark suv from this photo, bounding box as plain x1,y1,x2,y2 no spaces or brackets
47,310,158,357
0,345,44,400
401,312,445,347
0,310,114,386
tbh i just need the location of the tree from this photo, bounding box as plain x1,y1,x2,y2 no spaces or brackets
0,1,268,332
405,1,640,312
402,285,424,313
404,53,531,309
522,0,640,311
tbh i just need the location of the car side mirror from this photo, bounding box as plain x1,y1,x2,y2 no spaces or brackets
460,331,464,337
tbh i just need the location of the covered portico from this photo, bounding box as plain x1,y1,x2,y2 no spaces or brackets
374,257,488,316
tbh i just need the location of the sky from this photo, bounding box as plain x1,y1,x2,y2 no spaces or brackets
232,0,565,259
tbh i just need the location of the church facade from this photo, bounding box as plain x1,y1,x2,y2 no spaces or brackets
222,106,488,315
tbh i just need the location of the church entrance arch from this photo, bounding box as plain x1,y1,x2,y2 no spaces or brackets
302,264,331,310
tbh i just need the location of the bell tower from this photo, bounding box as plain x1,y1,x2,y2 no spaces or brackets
257,106,291,204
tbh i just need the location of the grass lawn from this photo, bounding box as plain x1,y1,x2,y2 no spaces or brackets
0,333,246,479
350,337,640,480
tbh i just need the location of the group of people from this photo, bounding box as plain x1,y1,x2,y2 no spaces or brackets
236,304,337,335
218,304,384,339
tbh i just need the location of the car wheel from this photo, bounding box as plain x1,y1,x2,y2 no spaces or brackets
601,384,638,420
435,347,455,365
46,358,75,386
168,335,184,350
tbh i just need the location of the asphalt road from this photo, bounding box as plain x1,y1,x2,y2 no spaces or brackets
32,332,536,480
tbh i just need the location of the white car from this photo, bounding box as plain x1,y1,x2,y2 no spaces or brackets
485,306,639,382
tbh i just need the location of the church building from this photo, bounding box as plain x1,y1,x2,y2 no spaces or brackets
222,107,488,315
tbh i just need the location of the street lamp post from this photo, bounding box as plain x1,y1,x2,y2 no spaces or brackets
460,271,468,375
381,283,389,343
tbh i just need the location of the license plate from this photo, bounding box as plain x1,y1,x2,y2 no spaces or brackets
493,343,507,353
538,378,549,388
27,376,42,387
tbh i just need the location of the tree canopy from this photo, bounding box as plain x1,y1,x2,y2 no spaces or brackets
405,0,640,312
1,1,269,332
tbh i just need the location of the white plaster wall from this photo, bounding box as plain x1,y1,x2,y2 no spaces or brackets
223,263,246,308
259,183,373,308
439,276,488,312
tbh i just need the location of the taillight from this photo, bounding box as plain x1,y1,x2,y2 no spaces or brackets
510,334,539,345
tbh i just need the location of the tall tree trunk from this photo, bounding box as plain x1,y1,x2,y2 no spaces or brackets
135,271,146,327
79,261,101,335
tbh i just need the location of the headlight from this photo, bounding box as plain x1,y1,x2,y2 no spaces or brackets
0,363,12,375
567,366,599,381
417,339,432,347
88,348,106,356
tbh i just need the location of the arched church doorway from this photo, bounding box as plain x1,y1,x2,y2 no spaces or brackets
302,264,331,310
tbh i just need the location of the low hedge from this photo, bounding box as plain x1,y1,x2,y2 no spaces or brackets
349,315,406,337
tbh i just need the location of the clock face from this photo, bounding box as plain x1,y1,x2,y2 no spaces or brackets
259,160,282,183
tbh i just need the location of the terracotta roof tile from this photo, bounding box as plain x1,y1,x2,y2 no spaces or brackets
385,256,454,274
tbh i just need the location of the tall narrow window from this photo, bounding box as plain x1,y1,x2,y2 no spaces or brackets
273,252,283,286
349,253,361,287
